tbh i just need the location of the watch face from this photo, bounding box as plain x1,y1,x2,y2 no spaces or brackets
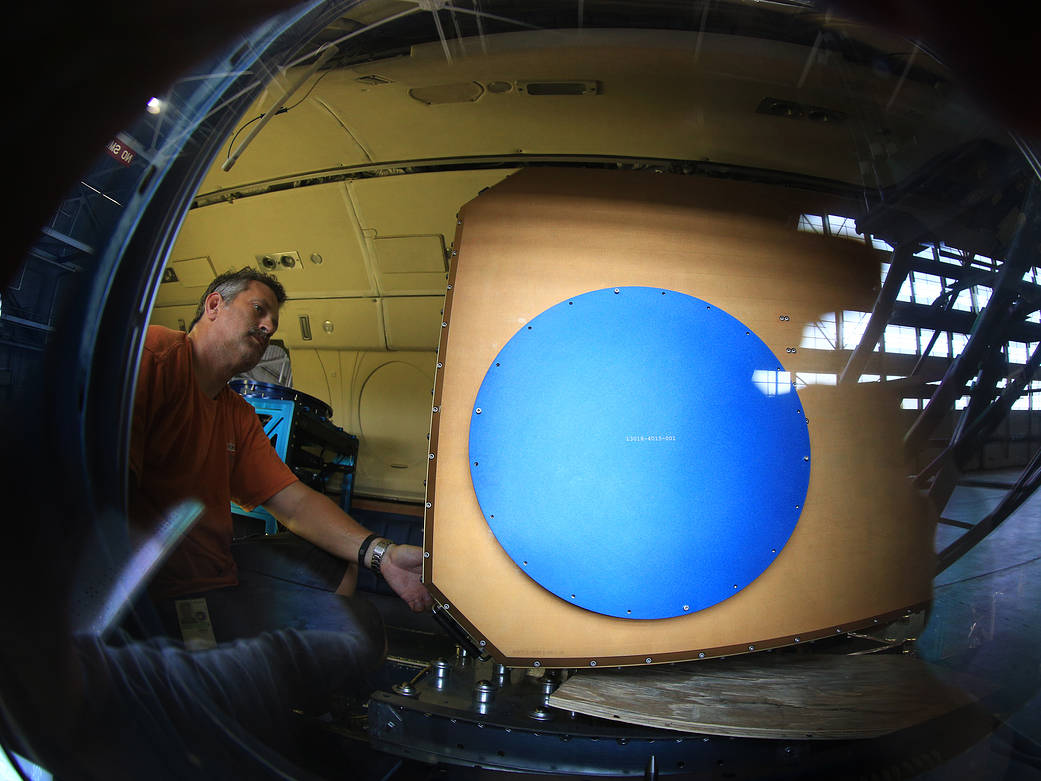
469,287,810,619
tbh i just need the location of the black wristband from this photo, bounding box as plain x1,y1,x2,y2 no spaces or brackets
358,533,380,569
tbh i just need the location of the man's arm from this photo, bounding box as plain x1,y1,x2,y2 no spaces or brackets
263,481,433,613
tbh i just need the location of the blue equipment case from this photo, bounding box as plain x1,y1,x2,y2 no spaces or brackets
229,380,359,534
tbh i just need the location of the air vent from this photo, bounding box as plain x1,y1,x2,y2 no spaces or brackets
516,80,599,96
256,251,302,272
756,97,846,123
356,74,393,85
161,267,179,284
408,82,484,105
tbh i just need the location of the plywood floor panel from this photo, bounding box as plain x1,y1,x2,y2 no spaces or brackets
549,654,976,740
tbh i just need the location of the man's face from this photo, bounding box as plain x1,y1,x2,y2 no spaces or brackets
215,280,280,373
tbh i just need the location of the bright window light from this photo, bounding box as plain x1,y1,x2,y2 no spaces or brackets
1008,342,1030,364
919,329,951,358
912,272,943,304
901,398,921,410
884,324,918,355
797,214,825,235
952,289,973,312
951,332,969,356
973,286,992,309
146,97,162,114
897,275,914,303
800,314,837,350
794,372,837,387
752,370,793,396
827,214,863,240
841,310,873,350
871,236,894,252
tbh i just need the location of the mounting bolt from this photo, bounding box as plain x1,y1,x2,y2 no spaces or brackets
529,707,552,722
393,682,417,697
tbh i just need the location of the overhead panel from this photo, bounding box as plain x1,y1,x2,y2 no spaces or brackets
196,78,375,193
281,298,384,351
372,235,447,294
191,28,977,207
159,183,374,308
349,170,515,247
383,296,444,351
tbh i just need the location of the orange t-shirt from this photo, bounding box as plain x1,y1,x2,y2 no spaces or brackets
130,326,297,599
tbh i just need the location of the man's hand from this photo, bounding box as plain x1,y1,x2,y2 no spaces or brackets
381,544,433,613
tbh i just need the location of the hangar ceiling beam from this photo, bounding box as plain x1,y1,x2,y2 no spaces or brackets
917,339,1041,490
838,243,914,385
904,183,1041,456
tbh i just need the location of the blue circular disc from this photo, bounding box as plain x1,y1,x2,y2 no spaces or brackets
468,287,810,619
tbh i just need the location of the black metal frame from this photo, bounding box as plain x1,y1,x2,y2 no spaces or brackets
850,146,1041,574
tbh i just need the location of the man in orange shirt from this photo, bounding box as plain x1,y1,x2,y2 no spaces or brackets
130,267,432,644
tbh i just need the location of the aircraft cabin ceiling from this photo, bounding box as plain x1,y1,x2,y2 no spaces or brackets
154,0,1009,355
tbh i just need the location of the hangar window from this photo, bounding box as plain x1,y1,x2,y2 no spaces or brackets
1008,341,1031,365
840,310,874,351
827,215,863,241
793,372,837,387
800,314,837,350
883,324,919,355
797,213,825,234
911,272,943,304
797,213,868,243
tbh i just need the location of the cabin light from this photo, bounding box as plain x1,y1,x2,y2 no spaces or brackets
146,97,162,114
323,320,334,333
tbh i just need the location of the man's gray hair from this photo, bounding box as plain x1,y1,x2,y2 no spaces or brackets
188,267,287,331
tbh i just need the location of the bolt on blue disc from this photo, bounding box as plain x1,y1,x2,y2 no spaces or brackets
468,287,810,619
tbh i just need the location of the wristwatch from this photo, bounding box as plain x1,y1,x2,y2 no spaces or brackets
369,537,393,577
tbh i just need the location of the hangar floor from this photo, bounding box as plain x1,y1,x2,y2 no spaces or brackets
914,470,1041,779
